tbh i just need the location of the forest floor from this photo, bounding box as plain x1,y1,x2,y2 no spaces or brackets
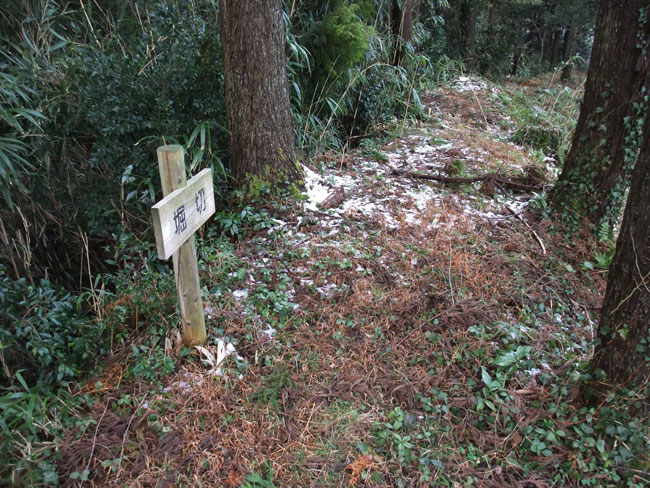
57,74,649,487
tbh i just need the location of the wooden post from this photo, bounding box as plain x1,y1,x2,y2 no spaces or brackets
156,145,207,346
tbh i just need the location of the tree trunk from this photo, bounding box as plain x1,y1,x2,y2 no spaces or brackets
541,31,552,63
219,0,300,192
391,0,420,66
560,23,576,82
550,29,563,66
487,0,495,26
485,0,496,76
587,103,650,406
550,1,649,232
460,0,477,62
511,52,520,76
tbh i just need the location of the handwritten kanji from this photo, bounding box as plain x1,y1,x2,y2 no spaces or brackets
195,188,206,214
173,205,187,234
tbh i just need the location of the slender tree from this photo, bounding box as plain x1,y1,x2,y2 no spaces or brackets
560,22,575,81
587,100,650,405
460,0,478,62
219,0,301,192
391,0,420,66
551,1,649,232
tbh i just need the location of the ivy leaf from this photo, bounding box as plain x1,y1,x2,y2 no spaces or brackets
481,366,492,386
493,346,532,367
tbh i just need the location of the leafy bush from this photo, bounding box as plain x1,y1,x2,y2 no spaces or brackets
499,86,580,159
0,380,83,486
69,0,228,210
0,264,104,388
1,1,230,285
306,2,375,95
289,1,434,151
0,53,45,203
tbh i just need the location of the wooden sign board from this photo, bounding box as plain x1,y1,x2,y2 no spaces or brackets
152,168,215,260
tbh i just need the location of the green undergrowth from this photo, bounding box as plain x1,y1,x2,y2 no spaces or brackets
495,79,582,162
0,230,194,483
365,312,649,486
3,74,648,486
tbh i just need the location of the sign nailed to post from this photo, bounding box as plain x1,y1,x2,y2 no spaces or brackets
152,168,215,260
152,145,214,346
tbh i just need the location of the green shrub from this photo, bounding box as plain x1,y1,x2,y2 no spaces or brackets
1,1,230,285
0,53,45,203
0,264,104,388
69,1,228,200
0,380,80,486
307,2,374,92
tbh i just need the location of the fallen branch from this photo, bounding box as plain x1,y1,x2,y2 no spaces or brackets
85,399,112,479
390,169,542,192
391,168,487,184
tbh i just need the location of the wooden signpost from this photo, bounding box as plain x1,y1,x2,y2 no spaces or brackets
152,145,214,345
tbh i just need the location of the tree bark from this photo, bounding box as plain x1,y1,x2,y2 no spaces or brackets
588,103,650,406
219,0,300,192
391,0,420,66
551,1,649,232
560,23,576,82
460,0,477,62
550,29,563,66
511,52,520,76
485,0,497,76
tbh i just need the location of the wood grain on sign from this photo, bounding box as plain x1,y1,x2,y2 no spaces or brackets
152,168,215,260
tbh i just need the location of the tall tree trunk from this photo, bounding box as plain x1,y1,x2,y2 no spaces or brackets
560,23,576,82
541,31,552,63
460,0,477,62
587,102,650,406
550,29,563,66
487,0,495,26
485,0,496,76
551,1,649,232
391,0,420,66
219,0,300,191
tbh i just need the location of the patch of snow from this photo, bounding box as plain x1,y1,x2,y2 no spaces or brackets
455,76,488,92
233,289,249,300
317,283,338,298
525,368,541,377
303,165,331,211
204,305,216,319
262,325,277,339
544,156,560,179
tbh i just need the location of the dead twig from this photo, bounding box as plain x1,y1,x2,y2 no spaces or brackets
83,399,112,484
115,393,148,481
391,168,487,184
506,205,546,255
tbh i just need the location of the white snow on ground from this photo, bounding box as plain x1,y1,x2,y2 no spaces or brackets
262,325,277,339
300,139,532,233
303,165,331,211
232,289,249,300
210,74,543,378
455,76,489,92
